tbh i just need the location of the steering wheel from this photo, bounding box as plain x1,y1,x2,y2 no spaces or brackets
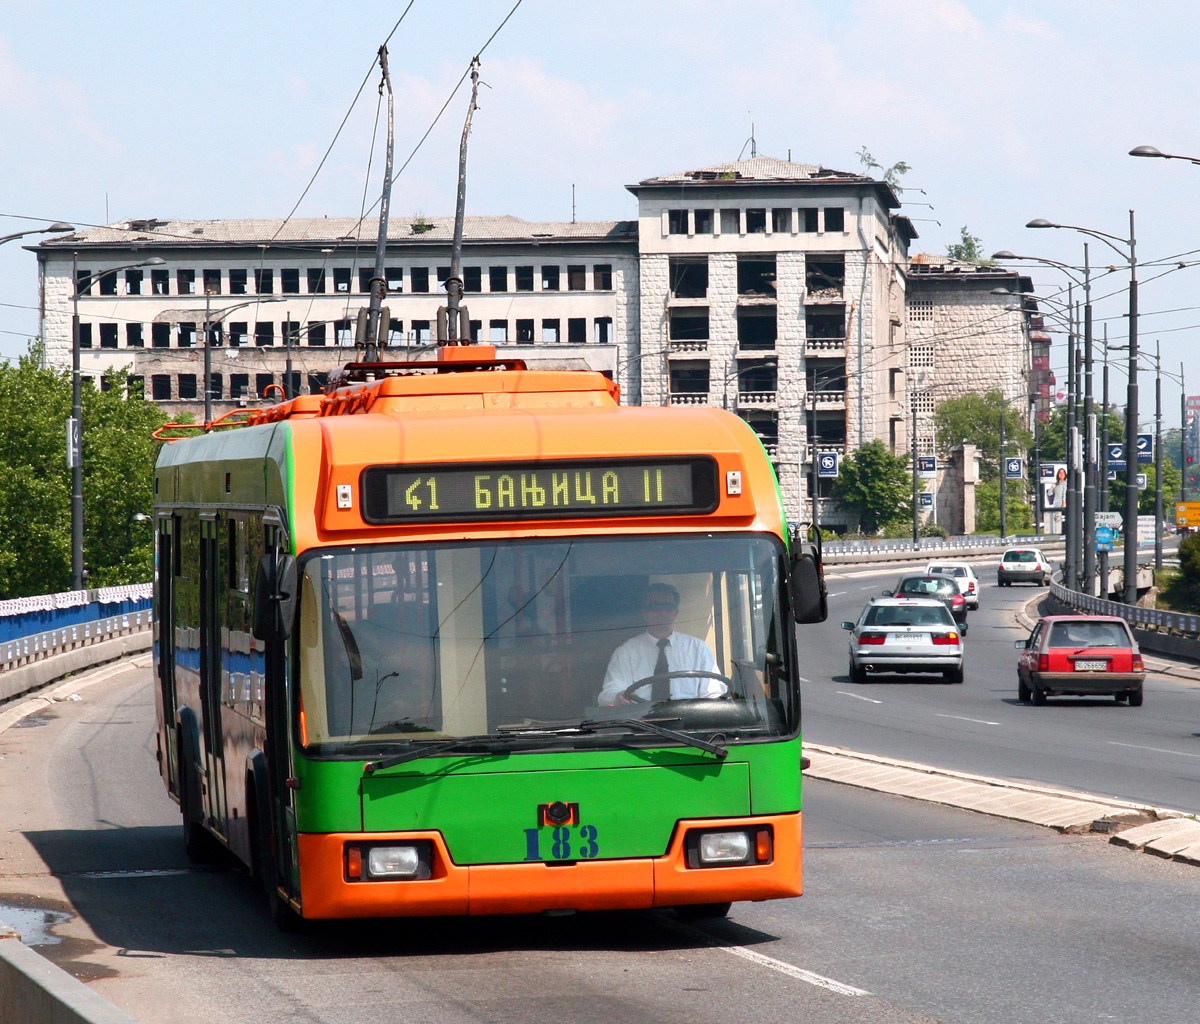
618,669,734,704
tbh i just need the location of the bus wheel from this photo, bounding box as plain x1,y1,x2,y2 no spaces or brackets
675,902,732,920
248,788,304,933
179,750,222,864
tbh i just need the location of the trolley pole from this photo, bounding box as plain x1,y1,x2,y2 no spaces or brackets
363,45,394,363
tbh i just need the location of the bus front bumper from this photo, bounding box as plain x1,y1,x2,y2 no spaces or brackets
295,812,801,918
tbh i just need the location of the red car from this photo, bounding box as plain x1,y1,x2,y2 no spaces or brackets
1015,615,1145,706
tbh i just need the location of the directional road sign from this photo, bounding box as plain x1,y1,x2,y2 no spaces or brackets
1094,525,1115,552
919,492,933,508
1136,433,1154,464
1108,460,1127,473
917,456,937,479
817,452,840,478
1094,512,1123,528
1176,501,1200,526
1004,457,1024,480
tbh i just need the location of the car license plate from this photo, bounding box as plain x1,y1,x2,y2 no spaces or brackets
1074,659,1108,671
889,633,926,644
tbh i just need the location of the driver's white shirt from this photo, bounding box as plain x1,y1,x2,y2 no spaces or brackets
598,630,722,705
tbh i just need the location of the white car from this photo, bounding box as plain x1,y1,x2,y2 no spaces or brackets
997,547,1053,587
841,597,964,684
924,561,980,609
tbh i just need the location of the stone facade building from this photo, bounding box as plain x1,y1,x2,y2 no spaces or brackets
32,157,1037,530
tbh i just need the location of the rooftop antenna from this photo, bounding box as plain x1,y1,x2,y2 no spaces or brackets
359,44,394,363
440,57,482,346
737,115,757,160
571,184,576,224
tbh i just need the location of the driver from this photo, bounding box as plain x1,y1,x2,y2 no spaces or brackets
597,583,722,705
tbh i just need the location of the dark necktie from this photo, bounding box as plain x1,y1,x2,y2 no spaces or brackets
652,638,670,702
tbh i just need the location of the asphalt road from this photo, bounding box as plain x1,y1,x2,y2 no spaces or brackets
2,664,1200,1024
809,555,1200,814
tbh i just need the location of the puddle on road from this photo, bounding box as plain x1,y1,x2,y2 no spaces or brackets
0,900,73,945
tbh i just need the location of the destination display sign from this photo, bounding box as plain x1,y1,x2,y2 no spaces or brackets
361,457,719,524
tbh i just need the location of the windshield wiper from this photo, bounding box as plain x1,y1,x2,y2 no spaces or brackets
577,717,728,759
363,730,544,773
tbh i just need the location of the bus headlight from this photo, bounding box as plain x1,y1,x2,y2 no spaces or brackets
345,840,434,881
367,845,422,878
685,827,773,868
699,831,751,864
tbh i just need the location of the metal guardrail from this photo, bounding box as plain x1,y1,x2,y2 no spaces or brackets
1048,578,1200,635
0,610,152,674
824,534,1058,556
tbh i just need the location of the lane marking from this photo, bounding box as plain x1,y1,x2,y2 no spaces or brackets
934,713,1000,726
837,691,883,704
1108,741,1200,760
661,918,870,997
827,591,846,597
796,676,812,683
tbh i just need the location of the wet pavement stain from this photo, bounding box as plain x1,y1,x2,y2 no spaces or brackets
0,891,118,982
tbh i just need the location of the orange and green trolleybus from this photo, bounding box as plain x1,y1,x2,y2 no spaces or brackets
152,349,826,925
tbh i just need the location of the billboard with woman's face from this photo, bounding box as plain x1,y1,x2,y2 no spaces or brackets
1040,462,1068,512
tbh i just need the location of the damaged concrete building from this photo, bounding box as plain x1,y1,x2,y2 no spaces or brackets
32,157,1036,529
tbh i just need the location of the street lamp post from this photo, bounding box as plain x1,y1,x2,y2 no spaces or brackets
71,254,165,591
1027,214,1138,603
1155,343,1163,571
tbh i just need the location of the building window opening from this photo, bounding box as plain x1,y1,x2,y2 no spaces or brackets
489,319,508,343
178,374,197,400
669,308,709,342
407,267,427,293
177,323,195,348
152,323,170,348
229,268,248,295
151,375,171,400
254,269,273,294
387,320,405,346
737,307,777,350
230,374,249,399
594,316,612,345
745,209,767,234
812,410,847,449
516,319,534,343
909,344,935,368
207,323,223,347
127,375,144,397
824,207,845,232
281,320,300,347
801,208,819,233
77,323,92,349
99,323,118,348
150,268,169,295
806,306,846,342
126,323,143,347
255,322,274,347
515,266,534,291
308,322,327,347
307,268,326,294
125,269,142,295
742,411,778,450
358,268,374,293
669,362,709,398
208,373,223,400
75,269,92,296
489,266,507,292
308,372,329,394
281,268,300,294
228,322,248,347
772,209,792,233
333,267,351,293
806,255,845,299
720,209,741,234
97,271,117,296
807,358,847,394
693,209,713,234
668,209,689,235
464,266,482,292
908,298,934,322
568,317,586,344
469,320,482,341
669,257,708,298
256,373,274,399
738,360,778,394
411,319,430,344
567,265,587,291
203,269,222,295
335,319,354,345
737,257,776,297
541,265,560,291
592,264,612,290
542,319,560,343
177,269,195,295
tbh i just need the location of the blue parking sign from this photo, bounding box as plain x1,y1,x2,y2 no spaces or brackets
817,452,840,478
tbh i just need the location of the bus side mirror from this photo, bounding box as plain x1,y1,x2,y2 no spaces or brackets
253,552,298,641
790,527,827,624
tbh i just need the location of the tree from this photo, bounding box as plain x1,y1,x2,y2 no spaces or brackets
1036,405,1124,464
946,226,993,265
974,480,1033,534
933,391,1032,481
831,440,913,533
857,147,910,187
0,343,169,597
1107,461,1182,516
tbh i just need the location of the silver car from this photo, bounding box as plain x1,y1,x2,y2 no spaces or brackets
842,597,964,684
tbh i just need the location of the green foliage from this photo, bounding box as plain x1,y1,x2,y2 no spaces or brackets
831,440,913,533
920,520,949,539
933,391,1032,481
1107,461,1183,515
856,147,911,187
1036,406,1124,464
946,225,993,265
0,344,168,598
974,480,1034,535
1162,533,1200,612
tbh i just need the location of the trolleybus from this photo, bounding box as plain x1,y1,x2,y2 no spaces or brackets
153,349,826,924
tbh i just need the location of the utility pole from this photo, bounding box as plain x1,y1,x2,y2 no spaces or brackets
1181,362,1187,506
1122,211,1139,606
1064,290,1077,590
1155,341,1163,571
999,407,1007,540
440,58,481,345
361,45,394,363
911,394,919,549
1082,245,1097,591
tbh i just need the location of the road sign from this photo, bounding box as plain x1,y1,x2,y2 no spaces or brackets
1137,514,1156,550
1176,501,1200,526
817,452,840,478
1094,512,1123,528
1039,463,1056,479
1004,457,1024,480
1107,443,1124,462
1137,473,1148,489
1136,433,1154,464
1108,460,1127,472
917,456,936,479
1094,525,1114,552
919,492,933,508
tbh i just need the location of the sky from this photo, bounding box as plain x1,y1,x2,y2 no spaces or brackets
2,0,1199,425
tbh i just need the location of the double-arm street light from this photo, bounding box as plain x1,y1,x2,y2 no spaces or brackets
1026,215,1139,604
71,255,166,591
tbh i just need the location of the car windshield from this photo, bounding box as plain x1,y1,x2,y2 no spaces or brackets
1005,551,1038,563
296,534,794,757
897,578,953,596
864,605,953,627
1048,621,1129,648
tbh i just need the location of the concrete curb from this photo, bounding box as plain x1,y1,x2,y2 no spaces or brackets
804,743,1200,868
0,629,151,706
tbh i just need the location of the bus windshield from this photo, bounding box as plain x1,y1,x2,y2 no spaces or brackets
296,534,794,757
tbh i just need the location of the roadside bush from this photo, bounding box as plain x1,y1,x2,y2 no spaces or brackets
1162,533,1200,612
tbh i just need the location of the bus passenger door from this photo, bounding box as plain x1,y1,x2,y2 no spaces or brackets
156,515,178,794
199,515,227,837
